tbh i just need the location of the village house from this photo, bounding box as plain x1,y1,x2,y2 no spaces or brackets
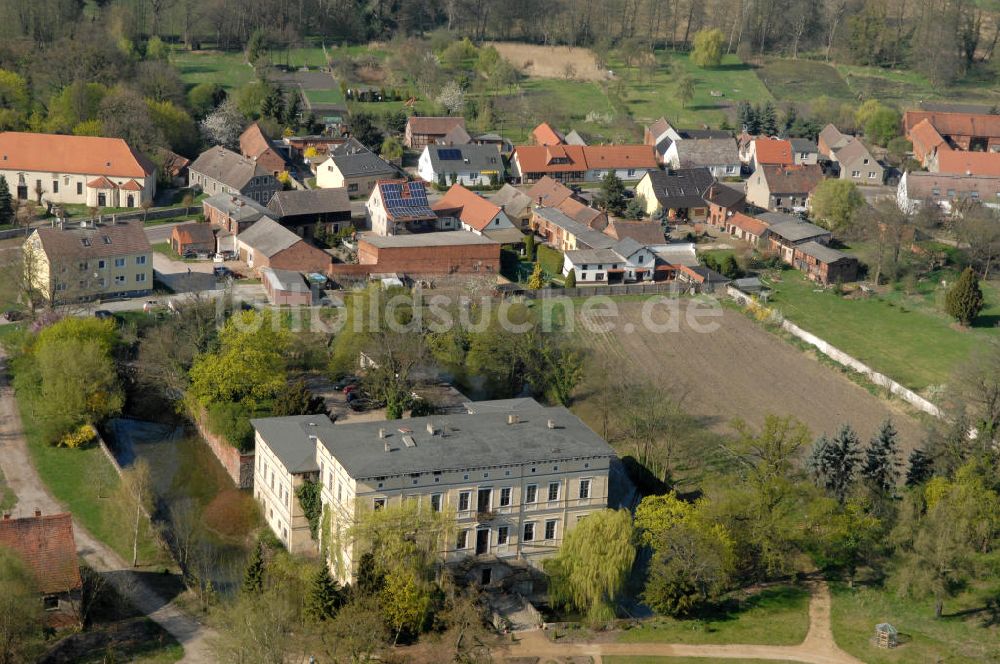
526,177,608,230
831,140,884,184
907,118,949,166
188,147,280,205
658,127,740,178
267,188,352,240
416,144,506,186
512,144,657,184
790,138,820,166
561,248,624,284
170,222,216,257
236,217,332,274
24,220,152,303
896,171,1000,213
676,264,731,293
405,116,467,148
760,213,832,264
202,193,272,245
745,137,794,171
634,168,715,220
531,122,566,146
437,124,473,146
603,219,665,245
0,132,156,208
350,231,501,276
262,267,313,307
904,110,1000,156
704,182,747,227
431,184,518,240
644,117,679,164
746,164,824,211
490,185,533,228
239,122,289,177
818,124,853,158
155,148,191,188
930,150,1000,177
0,511,82,628
366,179,448,236
793,241,859,285
252,399,616,585
530,206,616,252
725,212,770,246
315,150,398,197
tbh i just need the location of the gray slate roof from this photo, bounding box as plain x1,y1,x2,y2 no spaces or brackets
330,138,370,157
262,267,310,293
612,237,644,258
491,185,532,218
642,168,716,208
34,220,151,261
790,138,819,154
564,130,588,146
203,194,271,224
463,398,546,414
565,248,623,265
238,217,301,257
533,207,615,249
329,151,397,178
424,144,506,176
796,241,852,264
675,138,739,168
252,400,615,480
189,147,272,190
268,188,351,218
765,218,831,243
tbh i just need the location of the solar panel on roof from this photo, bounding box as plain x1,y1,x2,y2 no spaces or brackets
437,148,462,161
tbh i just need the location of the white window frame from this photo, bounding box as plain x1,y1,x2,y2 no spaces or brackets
456,529,469,550
523,522,535,542
458,491,471,512
525,484,537,504
547,482,560,502
499,487,512,507
544,519,557,540
579,478,591,500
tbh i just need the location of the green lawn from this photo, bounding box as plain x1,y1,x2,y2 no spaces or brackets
757,58,854,103
830,581,1000,664
152,242,201,262
172,50,254,91
304,88,346,105
765,270,1000,391
15,391,171,568
619,585,810,646
536,245,565,277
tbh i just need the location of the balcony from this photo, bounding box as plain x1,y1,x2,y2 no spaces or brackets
476,510,497,522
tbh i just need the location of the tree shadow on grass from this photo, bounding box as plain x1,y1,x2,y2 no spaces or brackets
971,314,1000,329
684,584,810,627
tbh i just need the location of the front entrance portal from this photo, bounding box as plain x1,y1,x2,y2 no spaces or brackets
476,529,489,555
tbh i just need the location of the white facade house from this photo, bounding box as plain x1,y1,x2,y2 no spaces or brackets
416,144,506,186
561,238,656,284
0,132,156,209
365,180,447,236
252,400,616,586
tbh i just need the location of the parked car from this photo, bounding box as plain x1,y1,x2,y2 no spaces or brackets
213,266,232,279
93,310,114,320
343,384,359,396
212,253,225,263
2,309,23,321
221,250,237,261
182,250,197,259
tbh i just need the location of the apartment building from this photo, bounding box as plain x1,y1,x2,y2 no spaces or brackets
24,219,153,303
251,399,616,585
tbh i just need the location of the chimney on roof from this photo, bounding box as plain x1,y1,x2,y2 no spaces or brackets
547,419,557,429
34,509,41,517
378,427,386,439
384,440,391,453
426,422,436,435
507,414,519,425
2,513,9,520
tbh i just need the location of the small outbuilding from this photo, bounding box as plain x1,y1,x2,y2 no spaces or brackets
874,623,898,649
262,267,313,306
170,222,216,256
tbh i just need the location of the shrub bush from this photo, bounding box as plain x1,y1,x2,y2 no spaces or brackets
206,401,256,453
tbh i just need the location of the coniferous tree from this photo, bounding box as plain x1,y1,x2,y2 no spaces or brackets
737,100,755,132
944,267,984,326
304,564,344,622
760,101,778,136
564,268,577,288
242,542,265,595
0,177,13,226
862,419,902,496
523,232,536,261
272,379,327,417
905,448,934,486
600,171,627,215
810,424,862,504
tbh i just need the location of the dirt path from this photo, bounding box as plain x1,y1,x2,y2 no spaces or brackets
497,581,862,664
0,351,216,663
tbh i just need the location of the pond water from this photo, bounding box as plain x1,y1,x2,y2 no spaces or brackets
105,418,257,594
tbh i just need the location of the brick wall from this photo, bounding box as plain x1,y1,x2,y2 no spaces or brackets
192,409,255,488
359,241,501,274
267,241,332,274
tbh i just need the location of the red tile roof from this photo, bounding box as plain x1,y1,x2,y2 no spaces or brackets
908,119,946,160
515,145,657,174
904,110,1000,139
87,176,117,189
760,164,825,193
0,512,81,595
431,184,504,232
172,222,216,245
558,196,606,229
119,179,143,191
753,138,794,166
728,212,769,237
0,132,153,177
604,220,665,244
532,122,565,146
934,149,1000,176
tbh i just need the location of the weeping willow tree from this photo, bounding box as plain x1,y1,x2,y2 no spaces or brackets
544,509,636,625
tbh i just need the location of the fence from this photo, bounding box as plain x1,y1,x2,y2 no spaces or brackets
0,206,198,241
529,282,683,299
780,318,943,418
